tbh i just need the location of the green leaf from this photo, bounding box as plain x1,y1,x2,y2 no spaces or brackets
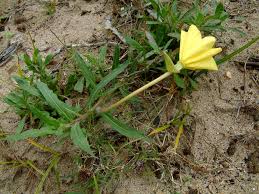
6,127,57,141
13,76,41,97
125,37,144,52
23,54,32,66
98,46,107,66
162,51,175,73
74,77,84,93
73,51,96,89
145,31,160,53
29,106,60,128
101,113,147,140
217,35,259,65
44,54,53,66
174,74,185,89
16,116,26,134
36,81,77,121
87,61,129,107
189,78,198,90
23,54,34,71
112,44,120,70
4,92,26,109
146,21,161,25
70,123,94,156
227,27,246,37
167,33,180,41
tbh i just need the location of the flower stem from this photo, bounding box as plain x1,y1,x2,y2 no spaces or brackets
100,71,173,113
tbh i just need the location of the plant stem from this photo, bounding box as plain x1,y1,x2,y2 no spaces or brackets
100,72,173,113
173,123,184,152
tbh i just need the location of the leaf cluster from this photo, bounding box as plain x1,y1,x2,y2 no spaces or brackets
4,46,146,156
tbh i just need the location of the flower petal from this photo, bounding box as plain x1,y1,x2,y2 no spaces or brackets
184,48,222,64
179,30,187,61
182,36,217,63
184,57,218,71
182,25,203,61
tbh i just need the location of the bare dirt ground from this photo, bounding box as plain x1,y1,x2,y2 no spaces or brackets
0,0,258,194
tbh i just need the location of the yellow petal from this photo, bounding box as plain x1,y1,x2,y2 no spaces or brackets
179,30,187,61
181,25,202,61
188,25,202,40
182,36,216,63
184,48,222,64
184,57,218,71
180,25,202,61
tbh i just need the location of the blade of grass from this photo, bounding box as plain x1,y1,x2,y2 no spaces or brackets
148,124,170,136
34,155,60,194
93,174,100,194
217,35,259,65
173,124,184,152
27,138,60,155
112,44,120,70
26,160,44,176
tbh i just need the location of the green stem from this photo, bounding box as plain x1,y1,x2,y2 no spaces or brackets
100,72,173,113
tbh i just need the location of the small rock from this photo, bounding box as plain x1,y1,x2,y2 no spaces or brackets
225,71,232,79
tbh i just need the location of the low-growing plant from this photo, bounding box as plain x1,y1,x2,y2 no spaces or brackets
2,0,259,193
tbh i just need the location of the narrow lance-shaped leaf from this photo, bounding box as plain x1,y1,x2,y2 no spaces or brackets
4,92,26,109
125,37,145,52
44,54,53,66
73,51,96,89
70,123,94,156
6,127,57,141
98,46,107,66
101,113,147,140
16,116,26,134
145,31,160,53
87,61,130,107
29,105,60,128
13,76,41,97
36,81,77,121
74,77,84,93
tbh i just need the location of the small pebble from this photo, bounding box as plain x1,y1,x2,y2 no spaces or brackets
225,71,232,79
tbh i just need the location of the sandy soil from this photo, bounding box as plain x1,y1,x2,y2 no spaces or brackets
0,0,258,194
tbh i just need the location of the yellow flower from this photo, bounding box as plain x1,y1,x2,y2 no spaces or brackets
179,25,222,70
